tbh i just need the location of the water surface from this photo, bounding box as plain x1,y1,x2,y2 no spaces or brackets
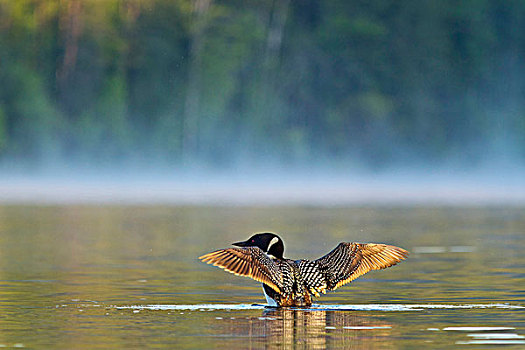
0,205,524,348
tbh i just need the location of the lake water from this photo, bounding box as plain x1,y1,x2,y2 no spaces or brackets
0,205,524,348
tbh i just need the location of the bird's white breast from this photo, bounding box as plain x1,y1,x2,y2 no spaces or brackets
262,284,278,307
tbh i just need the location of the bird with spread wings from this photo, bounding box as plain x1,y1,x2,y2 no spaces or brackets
200,233,408,307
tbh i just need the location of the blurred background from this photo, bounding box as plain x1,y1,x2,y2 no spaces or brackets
0,0,524,203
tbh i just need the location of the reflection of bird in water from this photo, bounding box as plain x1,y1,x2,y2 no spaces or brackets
200,232,408,307
218,308,394,349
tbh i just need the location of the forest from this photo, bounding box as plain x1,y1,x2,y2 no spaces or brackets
0,0,524,171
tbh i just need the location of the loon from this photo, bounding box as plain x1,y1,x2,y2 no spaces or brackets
199,232,408,307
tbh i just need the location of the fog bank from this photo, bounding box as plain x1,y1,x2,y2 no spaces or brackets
1,167,523,206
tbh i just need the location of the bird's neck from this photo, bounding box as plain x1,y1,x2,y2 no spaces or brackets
267,242,284,259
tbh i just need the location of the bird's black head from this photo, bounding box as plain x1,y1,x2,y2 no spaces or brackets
232,232,284,259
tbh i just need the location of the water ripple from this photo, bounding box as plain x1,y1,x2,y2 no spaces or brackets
114,303,524,312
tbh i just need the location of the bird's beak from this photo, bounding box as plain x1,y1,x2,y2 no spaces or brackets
232,240,249,247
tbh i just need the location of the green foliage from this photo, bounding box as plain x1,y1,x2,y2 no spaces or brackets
0,0,523,170
0,62,61,163
0,105,7,153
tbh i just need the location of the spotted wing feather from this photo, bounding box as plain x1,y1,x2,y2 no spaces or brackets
298,260,328,297
199,247,284,293
315,242,408,290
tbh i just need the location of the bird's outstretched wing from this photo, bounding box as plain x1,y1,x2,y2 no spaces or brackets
199,247,284,293
314,242,408,291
